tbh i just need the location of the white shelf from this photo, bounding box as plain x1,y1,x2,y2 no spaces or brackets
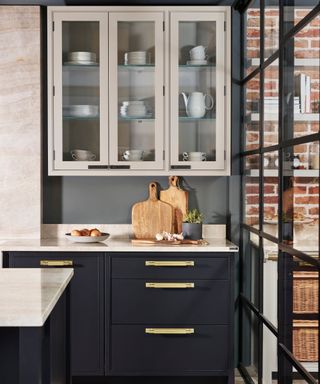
248,58,319,67
247,169,319,177
249,113,319,122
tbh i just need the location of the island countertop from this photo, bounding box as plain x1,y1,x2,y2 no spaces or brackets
0,268,73,327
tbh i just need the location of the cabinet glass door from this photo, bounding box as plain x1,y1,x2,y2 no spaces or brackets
109,13,164,170
53,13,108,170
170,12,225,170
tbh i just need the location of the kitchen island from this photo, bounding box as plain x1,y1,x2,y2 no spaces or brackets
0,268,73,384
0,228,237,383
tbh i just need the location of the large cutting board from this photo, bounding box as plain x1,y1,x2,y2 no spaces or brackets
132,182,174,239
160,176,188,233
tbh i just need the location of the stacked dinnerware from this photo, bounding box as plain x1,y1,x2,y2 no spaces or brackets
65,51,97,65
124,51,149,65
187,45,208,65
63,105,99,118
120,101,150,118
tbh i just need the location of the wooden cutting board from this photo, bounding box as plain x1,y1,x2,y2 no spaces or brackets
132,182,174,239
160,176,188,233
132,239,208,246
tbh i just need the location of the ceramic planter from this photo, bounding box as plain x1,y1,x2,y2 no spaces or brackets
182,223,202,240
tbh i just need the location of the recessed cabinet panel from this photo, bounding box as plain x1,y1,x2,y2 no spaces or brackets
109,13,164,170
170,13,226,170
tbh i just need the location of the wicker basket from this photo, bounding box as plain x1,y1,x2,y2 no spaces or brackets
293,272,319,314
293,320,318,362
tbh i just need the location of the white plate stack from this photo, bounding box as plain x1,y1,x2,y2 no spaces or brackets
124,51,149,65
63,105,99,118
65,51,97,65
120,101,150,118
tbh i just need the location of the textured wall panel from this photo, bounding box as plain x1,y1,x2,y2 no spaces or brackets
0,7,41,239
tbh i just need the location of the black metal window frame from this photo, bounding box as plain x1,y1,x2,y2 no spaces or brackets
236,0,320,383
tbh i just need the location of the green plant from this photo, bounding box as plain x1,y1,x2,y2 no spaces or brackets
183,209,203,224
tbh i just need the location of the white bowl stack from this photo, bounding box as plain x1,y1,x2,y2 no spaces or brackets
63,105,99,118
66,51,97,65
124,51,149,65
120,101,148,118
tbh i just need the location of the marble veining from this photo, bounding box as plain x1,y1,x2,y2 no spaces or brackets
0,268,73,327
0,7,41,240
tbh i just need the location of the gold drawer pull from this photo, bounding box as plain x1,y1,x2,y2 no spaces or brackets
145,282,194,289
40,260,73,267
145,261,194,267
145,328,194,335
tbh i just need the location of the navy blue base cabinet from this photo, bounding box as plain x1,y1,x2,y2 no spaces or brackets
7,252,105,377
7,251,234,383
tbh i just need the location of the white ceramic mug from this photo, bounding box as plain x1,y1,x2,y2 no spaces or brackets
71,149,96,161
122,150,144,161
189,45,207,60
183,152,206,162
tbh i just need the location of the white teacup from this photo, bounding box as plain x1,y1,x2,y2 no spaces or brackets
183,152,206,162
122,150,144,161
71,149,96,161
190,45,207,60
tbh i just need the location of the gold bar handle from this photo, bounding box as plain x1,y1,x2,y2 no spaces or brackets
145,328,194,335
145,261,194,267
145,282,194,289
40,260,73,267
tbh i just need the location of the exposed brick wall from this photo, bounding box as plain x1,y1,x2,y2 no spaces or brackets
245,10,319,233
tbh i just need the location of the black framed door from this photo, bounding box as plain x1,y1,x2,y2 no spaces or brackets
235,0,320,383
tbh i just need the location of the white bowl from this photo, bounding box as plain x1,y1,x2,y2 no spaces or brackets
68,51,97,62
65,233,110,243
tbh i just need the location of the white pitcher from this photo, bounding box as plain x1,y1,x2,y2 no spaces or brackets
180,92,214,118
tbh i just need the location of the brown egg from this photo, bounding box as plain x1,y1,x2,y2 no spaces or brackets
80,228,90,236
90,229,101,237
71,229,82,237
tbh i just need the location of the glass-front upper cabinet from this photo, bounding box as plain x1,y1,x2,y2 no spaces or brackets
109,13,164,170
51,13,108,171
170,12,226,170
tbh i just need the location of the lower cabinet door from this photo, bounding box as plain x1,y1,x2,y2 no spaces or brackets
111,325,229,374
8,252,105,376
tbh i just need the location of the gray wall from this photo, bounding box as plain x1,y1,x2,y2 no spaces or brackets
43,176,228,224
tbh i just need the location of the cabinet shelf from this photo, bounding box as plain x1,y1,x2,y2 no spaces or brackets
119,116,154,121
63,64,99,69
248,58,319,67
247,169,319,177
179,116,215,121
118,65,155,72
248,113,319,122
179,64,215,70
63,115,99,120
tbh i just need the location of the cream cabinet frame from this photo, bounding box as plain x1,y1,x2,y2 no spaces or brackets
48,6,231,176
109,12,165,170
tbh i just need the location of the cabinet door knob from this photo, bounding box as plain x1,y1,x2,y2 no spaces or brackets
145,328,194,335
145,261,194,267
145,282,194,289
40,260,73,267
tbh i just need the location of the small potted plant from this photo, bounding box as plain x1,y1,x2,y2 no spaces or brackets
182,209,204,240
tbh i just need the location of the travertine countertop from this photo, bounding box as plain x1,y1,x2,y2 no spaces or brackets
0,237,238,253
0,268,73,327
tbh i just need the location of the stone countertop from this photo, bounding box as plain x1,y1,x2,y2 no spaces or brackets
0,268,73,327
0,237,238,253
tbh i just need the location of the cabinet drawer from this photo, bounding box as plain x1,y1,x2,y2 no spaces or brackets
112,279,229,324
112,254,229,279
111,324,229,374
